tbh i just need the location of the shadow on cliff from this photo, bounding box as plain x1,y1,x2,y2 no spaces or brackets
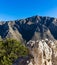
0,22,9,38
49,23,57,39
14,21,37,42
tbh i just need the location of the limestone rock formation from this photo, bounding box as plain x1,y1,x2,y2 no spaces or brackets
13,39,57,65
26,39,57,65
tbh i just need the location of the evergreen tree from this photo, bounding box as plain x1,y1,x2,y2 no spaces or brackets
0,38,29,65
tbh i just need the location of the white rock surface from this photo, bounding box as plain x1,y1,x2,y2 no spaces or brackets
27,40,57,65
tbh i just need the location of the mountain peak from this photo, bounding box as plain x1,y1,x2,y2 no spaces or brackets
0,15,57,42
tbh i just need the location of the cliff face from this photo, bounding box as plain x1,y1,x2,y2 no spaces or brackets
0,15,57,42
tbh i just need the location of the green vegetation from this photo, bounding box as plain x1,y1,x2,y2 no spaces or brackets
0,38,29,65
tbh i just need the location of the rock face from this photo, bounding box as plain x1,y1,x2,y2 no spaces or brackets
0,15,57,42
26,40,57,65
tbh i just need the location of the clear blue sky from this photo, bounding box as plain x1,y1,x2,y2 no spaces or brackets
0,0,57,21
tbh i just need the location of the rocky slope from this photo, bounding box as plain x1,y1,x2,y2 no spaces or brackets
0,15,57,65
13,39,57,65
0,15,57,42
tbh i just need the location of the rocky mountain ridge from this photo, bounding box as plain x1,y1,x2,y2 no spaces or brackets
0,15,57,65
0,15,57,42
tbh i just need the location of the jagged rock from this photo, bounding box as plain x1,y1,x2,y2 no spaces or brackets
13,40,57,65
26,40,57,65
0,15,57,42
0,15,57,65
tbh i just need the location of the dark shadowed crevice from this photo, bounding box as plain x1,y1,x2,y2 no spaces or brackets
0,22,9,38
14,21,37,42
49,23,57,39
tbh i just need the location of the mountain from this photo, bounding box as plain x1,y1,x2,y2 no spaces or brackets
0,15,57,65
0,15,57,42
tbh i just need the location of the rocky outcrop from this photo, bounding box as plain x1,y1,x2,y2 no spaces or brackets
26,39,57,65
13,39,57,65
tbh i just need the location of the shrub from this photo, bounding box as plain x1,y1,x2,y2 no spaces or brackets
0,38,29,65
